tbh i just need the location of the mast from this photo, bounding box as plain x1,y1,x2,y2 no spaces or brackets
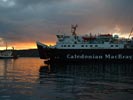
5,41,7,50
128,27,133,39
71,24,78,36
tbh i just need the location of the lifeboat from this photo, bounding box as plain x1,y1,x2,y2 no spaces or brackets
82,36,96,41
99,34,112,37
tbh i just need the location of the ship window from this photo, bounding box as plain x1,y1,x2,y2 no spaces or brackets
64,45,66,47
111,45,113,47
95,45,98,47
86,45,88,47
90,45,93,47
81,45,84,47
61,45,63,47
68,45,70,47
72,45,75,47
115,45,118,47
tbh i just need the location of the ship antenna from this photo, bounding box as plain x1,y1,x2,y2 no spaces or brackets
71,24,78,35
5,41,8,50
128,27,133,39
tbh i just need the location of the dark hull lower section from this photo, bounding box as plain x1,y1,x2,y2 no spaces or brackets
37,44,133,62
0,56,14,59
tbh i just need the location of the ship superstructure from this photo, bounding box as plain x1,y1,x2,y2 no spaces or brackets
49,25,133,49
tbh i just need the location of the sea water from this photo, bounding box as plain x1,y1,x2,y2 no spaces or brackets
0,58,133,100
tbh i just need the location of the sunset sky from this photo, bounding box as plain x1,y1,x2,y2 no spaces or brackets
0,0,133,50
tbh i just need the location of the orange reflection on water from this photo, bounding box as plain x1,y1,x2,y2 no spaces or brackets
0,58,47,97
0,60,5,76
0,58,45,83
0,59,14,76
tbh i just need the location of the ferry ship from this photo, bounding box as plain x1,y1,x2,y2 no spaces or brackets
36,25,133,61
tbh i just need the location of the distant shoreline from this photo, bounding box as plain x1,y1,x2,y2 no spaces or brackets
0,49,39,57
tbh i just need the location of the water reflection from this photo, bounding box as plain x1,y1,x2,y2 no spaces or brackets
40,62,133,83
0,58,44,100
39,62,133,100
0,58,132,100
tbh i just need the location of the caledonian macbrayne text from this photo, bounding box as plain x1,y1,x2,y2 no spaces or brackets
67,54,132,60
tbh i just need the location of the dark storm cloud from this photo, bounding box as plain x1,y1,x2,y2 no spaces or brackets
0,0,133,46
15,0,65,5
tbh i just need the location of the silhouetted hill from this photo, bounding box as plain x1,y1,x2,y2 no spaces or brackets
13,49,39,57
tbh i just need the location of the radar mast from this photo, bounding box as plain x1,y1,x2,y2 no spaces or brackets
71,24,78,35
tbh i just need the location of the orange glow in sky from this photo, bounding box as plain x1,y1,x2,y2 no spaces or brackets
113,33,129,38
0,42,36,50
0,41,55,50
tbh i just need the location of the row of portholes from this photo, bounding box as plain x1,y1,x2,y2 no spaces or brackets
60,44,97,47
61,44,119,48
